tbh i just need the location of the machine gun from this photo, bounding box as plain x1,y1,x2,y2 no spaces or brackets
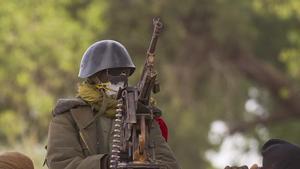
109,18,163,169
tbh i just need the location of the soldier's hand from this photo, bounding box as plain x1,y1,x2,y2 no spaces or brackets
137,101,161,115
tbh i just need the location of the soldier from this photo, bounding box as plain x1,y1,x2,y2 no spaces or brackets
46,40,180,169
224,138,300,169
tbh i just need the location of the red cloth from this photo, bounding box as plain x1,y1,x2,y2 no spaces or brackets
155,117,168,142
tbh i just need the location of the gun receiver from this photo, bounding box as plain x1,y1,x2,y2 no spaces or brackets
110,18,163,169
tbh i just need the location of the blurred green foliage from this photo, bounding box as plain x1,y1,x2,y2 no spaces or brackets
0,0,300,169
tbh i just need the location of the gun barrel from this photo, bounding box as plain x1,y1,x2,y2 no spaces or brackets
147,18,163,55
138,18,163,98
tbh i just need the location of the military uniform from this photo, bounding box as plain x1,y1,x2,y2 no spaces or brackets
46,40,180,169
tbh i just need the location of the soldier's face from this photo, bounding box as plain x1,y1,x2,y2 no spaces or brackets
90,68,130,84
107,68,131,77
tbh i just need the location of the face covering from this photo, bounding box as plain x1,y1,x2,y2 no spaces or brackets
105,81,125,96
104,73,127,96
77,82,119,118
92,72,127,96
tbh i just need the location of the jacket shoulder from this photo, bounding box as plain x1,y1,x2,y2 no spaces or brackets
52,98,89,116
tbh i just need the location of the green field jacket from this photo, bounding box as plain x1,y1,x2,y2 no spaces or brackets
46,98,180,169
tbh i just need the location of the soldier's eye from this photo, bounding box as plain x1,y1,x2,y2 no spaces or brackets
108,68,130,76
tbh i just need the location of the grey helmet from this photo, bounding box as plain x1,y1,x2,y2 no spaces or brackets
78,40,136,78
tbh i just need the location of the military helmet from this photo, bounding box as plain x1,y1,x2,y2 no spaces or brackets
78,40,136,78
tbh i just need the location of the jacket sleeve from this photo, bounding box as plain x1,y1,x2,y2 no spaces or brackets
46,112,106,169
151,121,181,169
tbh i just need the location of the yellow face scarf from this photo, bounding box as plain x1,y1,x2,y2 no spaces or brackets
77,82,118,118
